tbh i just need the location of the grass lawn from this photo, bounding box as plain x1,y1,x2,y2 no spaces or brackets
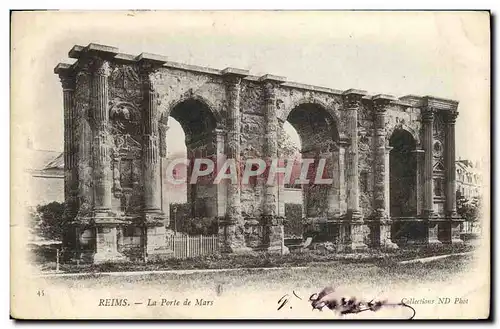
45,253,474,292
48,243,474,273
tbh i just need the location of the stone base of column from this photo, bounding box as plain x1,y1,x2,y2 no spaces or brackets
347,209,362,221
451,221,465,245
218,216,252,254
143,211,172,262
369,212,399,250
379,223,399,250
93,225,127,264
427,220,442,245
145,225,173,262
437,220,464,245
265,216,290,255
348,223,368,251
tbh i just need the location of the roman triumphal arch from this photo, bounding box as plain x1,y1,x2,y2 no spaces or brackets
54,43,462,263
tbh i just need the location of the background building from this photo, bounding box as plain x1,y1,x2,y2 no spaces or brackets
25,139,64,209
456,159,483,200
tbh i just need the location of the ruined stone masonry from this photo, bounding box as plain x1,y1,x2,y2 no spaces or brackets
55,43,463,263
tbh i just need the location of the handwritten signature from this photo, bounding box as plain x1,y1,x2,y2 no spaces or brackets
278,286,416,320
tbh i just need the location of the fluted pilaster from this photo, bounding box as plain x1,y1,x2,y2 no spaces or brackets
422,110,435,216
342,90,366,220
219,68,251,253
59,72,78,218
90,59,112,214
372,95,398,249
225,76,243,221
140,65,162,213
263,80,279,217
372,97,390,219
444,111,458,216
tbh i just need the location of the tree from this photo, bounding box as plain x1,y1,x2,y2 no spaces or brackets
30,201,66,241
456,192,481,222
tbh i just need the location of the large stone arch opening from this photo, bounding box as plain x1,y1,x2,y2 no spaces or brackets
285,103,340,242
389,129,417,217
389,128,424,244
161,98,220,235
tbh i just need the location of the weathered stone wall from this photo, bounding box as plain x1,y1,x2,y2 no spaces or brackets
74,68,93,218
108,63,144,219
240,80,266,220
153,67,226,121
358,100,374,218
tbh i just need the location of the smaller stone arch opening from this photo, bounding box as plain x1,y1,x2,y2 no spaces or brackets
389,128,427,245
284,103,340,242
161,98,220,235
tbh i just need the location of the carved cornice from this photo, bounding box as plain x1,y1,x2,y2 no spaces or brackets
54,63,76,90
443,111,459,124
91,58,111,77
372,94,396,113
222,67,249,86
259,74,286,99
342,89,367,109
421,109,435,123
423,96,459,112
136,52,167,79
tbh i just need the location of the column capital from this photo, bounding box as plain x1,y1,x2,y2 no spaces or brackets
158,121,169,131
54,63,76,90
222,67,249,85
443,111,458,124
215,127,226,136
338,135,350,148
422,109,435,123
372,94,396,112
136,53,167,76
259,74,286,98
89,58,111,77
342,89,367,109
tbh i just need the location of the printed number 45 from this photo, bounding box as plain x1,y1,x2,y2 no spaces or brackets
37,290,45,297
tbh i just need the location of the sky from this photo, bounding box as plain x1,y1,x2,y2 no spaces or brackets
12,11,490,163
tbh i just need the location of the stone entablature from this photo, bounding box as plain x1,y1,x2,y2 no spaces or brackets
55,43,462,263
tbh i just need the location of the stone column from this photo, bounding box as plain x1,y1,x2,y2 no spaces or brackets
219,68,251,253
444,111,463,244
422,109,435,217
140,64,162,215
159,122,171,229
260,74,289,254
328,146,340,217
338,139,348,213
342,90,365,220
138,56,170,261
342,89,367,251
372,95,398,249
444,111,458,217
55,64,81,261
384,146,393,214
215,127,227,217
422,109,440,244
91,58,113,215
88,58,126,263
55,65,79,219
412,149,426,215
